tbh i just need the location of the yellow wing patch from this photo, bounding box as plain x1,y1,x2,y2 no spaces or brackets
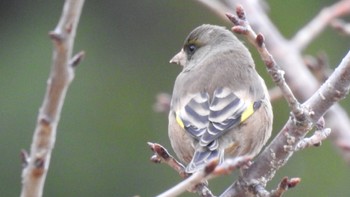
240,102,255,123
175,112,185,128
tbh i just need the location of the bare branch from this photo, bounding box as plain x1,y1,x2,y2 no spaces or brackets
148,142,215,196
270,177,301,197
194,0,350,172
227,5,304,121
295,117,331,151
222,48,350,197
148,142,188,178
69,51,85,68
304,53,331,82
20,1,85,197
156,1,350,195
220,5,350,196
291,0,350,51
156,156,251,197
211,156,251,176
295,128,331,151
156,162,216,197
331,19,350,36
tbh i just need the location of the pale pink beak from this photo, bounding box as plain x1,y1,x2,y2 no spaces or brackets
169,49,186,66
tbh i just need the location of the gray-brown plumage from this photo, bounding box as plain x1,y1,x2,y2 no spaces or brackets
168,24,273,173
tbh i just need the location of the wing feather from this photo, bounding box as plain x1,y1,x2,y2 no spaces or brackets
178,92,210,138
176,87,261,171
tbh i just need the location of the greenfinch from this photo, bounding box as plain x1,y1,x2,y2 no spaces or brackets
168,24,273,173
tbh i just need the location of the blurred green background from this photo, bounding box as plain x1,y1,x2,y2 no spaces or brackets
1,1,350,196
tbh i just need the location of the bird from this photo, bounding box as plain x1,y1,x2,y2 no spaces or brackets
168,24,273,173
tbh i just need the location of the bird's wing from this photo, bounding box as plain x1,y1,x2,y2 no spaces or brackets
202,87,255,150
175,87,262,173
175,92,210,138
176,87,262,150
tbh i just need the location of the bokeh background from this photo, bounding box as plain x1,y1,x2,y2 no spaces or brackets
1,1,350,196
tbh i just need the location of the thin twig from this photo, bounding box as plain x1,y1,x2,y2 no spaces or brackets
304,53,331,82
270,177,301,197
20,1,85,197
148,142,217,197
222,49,350,196
291,0,350,51
148,142,188,178
156,156,251,197
156,163,215,197
295,128,331,151
220,6,350,197
226,5,305,122
295,117,331,151
331,19,350,36
194,0,350,173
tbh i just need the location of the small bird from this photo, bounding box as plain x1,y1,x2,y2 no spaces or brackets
168,24,273,173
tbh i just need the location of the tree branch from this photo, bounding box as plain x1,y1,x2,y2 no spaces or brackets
291,0,350,51
151,1,350,196
195,0,350,168
214,5,350,196
154,155,251,197
20,1,85,197
331,19,350,36
270,177,301,197
148,142,188,179
227,7,303,117
221,49,350,196
222,24,350,197
148,142,217,197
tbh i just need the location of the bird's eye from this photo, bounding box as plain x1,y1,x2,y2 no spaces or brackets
188,44,196,53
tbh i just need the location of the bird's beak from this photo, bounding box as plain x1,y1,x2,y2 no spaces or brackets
169,49,186,66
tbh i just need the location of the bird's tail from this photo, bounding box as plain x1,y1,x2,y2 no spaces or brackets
185,149,224,173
